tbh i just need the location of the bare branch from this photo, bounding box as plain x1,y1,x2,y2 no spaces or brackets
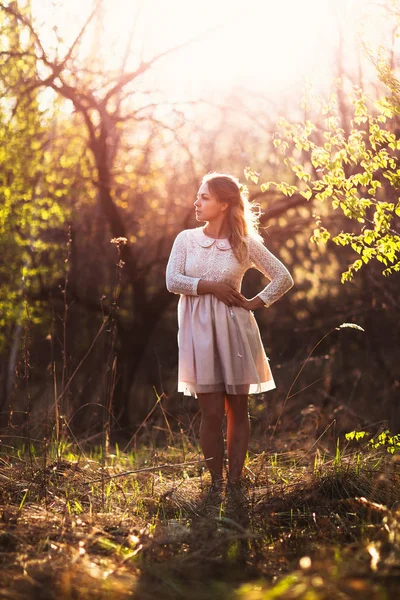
0,1,100,97
0,50,36,58
0,2,52,68
57,0,101,71
49,80,98,151
250,191,309,222
101,24,222,107
118,1,144,79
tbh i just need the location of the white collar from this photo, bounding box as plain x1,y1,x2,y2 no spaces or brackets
193,227,232,250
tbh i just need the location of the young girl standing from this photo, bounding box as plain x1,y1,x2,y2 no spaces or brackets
166,173,294,492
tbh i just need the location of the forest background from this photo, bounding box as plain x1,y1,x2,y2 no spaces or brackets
1,0,398,448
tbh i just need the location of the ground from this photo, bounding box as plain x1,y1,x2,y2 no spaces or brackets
1,441,400,599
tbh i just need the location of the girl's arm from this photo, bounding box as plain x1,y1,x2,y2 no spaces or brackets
166,231,201,295
245,236,294,309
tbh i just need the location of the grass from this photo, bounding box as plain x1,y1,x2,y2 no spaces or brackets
1,439,400,599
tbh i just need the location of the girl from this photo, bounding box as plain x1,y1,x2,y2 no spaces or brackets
166,172,294,493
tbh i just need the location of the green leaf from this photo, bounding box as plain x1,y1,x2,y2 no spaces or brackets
300,188,312,200
244,167,260,184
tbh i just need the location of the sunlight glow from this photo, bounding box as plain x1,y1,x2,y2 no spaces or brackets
31,0,387,102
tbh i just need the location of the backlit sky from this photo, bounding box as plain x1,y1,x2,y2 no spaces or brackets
30,0,398,102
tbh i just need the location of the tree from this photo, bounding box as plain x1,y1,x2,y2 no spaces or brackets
0,3,73,411
250,87,400,284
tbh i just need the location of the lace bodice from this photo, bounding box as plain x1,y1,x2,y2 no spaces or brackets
166,227,294,307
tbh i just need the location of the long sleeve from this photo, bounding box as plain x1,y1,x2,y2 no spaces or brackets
166,230,201,296
248,236,294,308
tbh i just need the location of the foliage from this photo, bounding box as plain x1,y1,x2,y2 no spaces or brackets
346,429,400,454
248,86,400,282
0,8,92,348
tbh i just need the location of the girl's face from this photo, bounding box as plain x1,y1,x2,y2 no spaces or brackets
194,183,228,223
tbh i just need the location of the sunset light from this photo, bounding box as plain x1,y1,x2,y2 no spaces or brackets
30,0,381,102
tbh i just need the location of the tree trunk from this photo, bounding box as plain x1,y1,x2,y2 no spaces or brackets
109,283,174,431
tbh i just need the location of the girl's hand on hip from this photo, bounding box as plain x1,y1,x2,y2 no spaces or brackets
211,282,246,307
240,296,265,311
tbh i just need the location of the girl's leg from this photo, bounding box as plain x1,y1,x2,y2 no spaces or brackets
197,392,225,483
225,394,250,483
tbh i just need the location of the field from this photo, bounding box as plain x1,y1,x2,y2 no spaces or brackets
1,436,400,599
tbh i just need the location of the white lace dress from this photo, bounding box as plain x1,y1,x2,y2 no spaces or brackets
166,227,294,397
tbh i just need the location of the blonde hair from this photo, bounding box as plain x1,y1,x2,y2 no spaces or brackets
201,172,263,262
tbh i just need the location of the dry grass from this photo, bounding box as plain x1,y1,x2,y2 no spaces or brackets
1,442,400,599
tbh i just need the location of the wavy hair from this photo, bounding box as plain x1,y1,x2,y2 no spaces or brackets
201,172,263,262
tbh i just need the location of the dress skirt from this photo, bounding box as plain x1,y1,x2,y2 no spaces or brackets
177,294,276,397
